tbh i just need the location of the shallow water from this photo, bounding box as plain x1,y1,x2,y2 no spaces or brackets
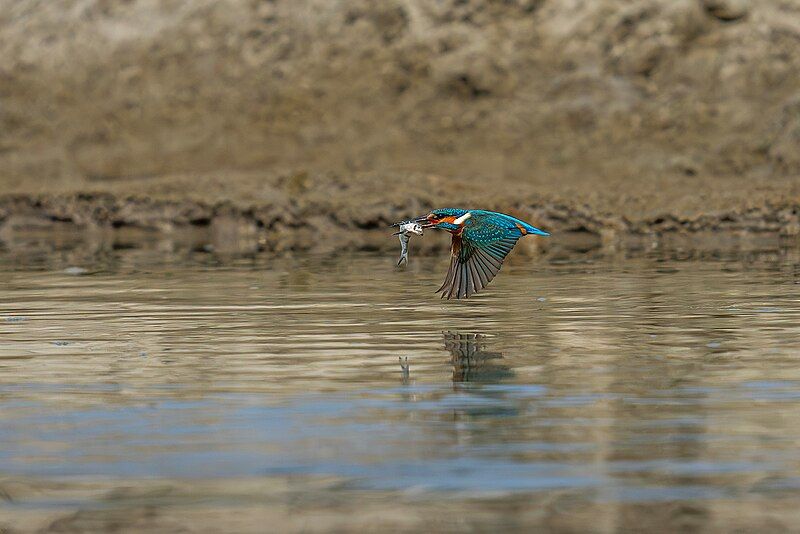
1,245,800,532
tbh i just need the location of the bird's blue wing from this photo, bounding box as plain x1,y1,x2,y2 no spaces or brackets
437,213,524,299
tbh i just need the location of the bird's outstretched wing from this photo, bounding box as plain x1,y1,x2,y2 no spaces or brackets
437,212,529,299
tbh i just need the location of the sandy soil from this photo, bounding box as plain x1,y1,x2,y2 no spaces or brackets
1,0,799,248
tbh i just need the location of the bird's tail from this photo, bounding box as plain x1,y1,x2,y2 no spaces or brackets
506,215,549,236
525,224,549,236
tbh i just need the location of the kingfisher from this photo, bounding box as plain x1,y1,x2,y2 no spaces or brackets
394,209,549,299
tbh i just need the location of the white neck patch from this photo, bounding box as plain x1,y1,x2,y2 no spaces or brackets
453,212,472,225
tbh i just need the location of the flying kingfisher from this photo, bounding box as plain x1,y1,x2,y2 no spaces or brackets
393,209,549,299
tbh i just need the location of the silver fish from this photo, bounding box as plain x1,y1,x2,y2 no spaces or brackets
393,221,423,266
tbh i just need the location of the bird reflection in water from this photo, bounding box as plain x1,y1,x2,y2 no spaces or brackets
398,332,513,385
443,332,513,383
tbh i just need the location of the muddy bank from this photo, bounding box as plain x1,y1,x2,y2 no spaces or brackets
1,1,800,252
2,1,800,212
1,187,797,256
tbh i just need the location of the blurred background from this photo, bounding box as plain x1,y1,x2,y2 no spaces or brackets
1,0,799,253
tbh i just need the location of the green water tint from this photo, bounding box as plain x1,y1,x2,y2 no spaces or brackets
1,248,800,531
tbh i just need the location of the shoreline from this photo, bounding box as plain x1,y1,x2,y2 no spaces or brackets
1,193,797,255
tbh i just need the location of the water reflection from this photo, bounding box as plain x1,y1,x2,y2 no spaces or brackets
443,332,511,383
1,246,800,531
399,356,410,385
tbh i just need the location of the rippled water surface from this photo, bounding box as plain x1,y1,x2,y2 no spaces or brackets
2,245,800,532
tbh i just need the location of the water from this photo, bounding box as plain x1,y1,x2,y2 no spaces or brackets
1,245,800,532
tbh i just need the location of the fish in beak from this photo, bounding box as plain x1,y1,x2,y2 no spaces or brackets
391,215,434,229
393,221,424,266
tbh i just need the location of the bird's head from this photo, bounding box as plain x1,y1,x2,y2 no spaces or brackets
415,208,470,231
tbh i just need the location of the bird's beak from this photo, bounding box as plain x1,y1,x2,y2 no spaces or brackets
414,215,435,228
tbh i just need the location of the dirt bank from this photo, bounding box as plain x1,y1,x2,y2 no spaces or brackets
1,1,799,247
1,169,798,256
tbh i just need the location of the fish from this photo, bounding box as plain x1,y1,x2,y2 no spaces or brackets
392,221,424,266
